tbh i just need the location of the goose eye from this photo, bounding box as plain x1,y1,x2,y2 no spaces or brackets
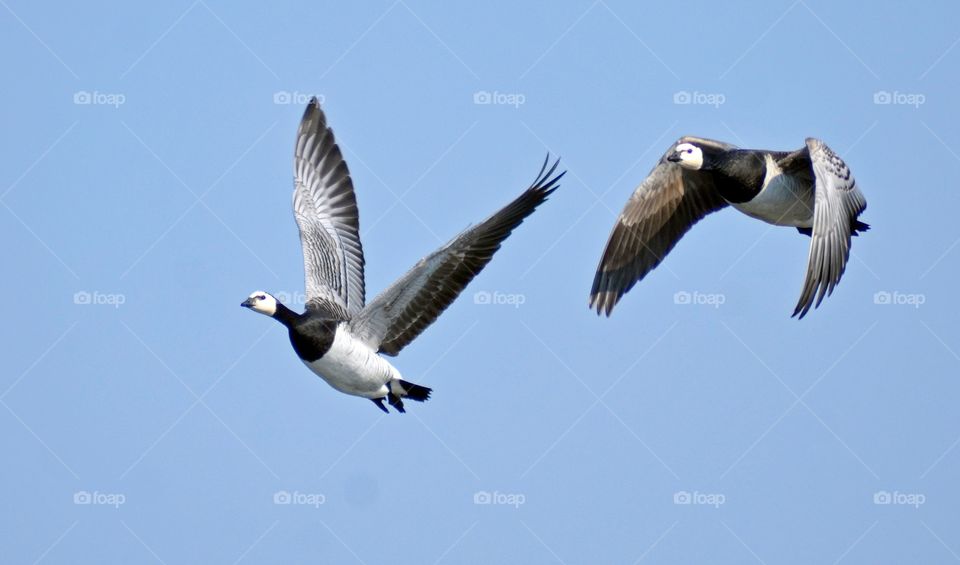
686,149,693,154
258,295,266,300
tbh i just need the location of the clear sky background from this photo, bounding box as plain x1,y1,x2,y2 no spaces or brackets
2,1,958,563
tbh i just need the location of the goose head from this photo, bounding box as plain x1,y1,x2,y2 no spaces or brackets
667,142,708,170
241,291,278,317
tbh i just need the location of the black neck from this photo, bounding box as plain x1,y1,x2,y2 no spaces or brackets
271,302,301,328
711,151,767,203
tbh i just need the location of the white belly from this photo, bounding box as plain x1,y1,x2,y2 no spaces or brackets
304,325,401,399
731,155,813,228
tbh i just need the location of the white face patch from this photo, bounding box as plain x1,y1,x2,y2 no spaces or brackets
243,290,277,317
674,142,704,170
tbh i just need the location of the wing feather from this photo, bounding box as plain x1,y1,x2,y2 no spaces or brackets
348,157,564,355
293,98,365,317
793,138,867,318
589,137,736,315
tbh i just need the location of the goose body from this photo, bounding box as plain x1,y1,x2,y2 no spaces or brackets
243,98,564,412
290,318,399,399
729,154,813,228
590,136,868,318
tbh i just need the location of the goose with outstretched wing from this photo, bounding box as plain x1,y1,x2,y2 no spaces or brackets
243,98,564,412
590,136,868,318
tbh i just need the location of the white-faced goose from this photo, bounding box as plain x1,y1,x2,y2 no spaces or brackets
590,136,868,318
243,98,564,412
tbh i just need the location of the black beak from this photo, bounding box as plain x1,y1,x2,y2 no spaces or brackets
667,152,682,163
241,298,254,308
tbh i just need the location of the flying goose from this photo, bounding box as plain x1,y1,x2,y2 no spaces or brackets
589,136,868,318
242,98,564,413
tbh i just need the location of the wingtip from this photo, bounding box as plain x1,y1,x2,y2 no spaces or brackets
791,299,813,319
536,153,550,179
588,291,617,317
602,301,615,317
531,154,565,197
300,96,326,129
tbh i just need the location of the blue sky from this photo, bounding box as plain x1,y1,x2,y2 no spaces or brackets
2,1,958,563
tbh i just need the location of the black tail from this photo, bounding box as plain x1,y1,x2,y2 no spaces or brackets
797,220,870,238
398,380,432,402
375,381,432,414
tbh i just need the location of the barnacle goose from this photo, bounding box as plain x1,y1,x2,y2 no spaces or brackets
590,136,868,318
243,98,564,412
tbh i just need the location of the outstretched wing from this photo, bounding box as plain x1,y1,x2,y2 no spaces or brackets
793,138,867,318
293,97,365,318
589,136,736,315
348,157,564,356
